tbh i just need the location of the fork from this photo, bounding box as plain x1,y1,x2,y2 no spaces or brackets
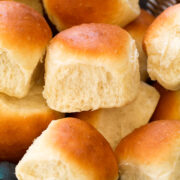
140,0,180,16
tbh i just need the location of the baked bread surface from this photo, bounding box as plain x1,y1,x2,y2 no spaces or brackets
0,1,52,98
42,0,140,30
115,120,180,180
144,4,180,90
43,23,140,112
16,118,119,180
74,82,160,150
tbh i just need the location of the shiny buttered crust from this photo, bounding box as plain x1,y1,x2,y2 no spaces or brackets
42,0,140,30
74,82,160,150
152,83,180,121
125,10,154,81
43,23,140,112
0,1,52,98
115,120,180,180
0,1,51,70
144,4,180,90
16,118,119,180
0,85,63,163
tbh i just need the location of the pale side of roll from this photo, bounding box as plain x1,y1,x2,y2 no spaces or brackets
42,0,140,30
125,10,154,81
144,4,180,90
16,118,119,180
115,120,180,180
0,1,52,98
43,23,140,113
0,85,64,163
74,82,160,150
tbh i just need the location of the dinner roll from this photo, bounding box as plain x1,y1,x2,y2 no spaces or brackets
0,85,63,163
74,82,160,150
125,10,154,81
42,0,140,31
115,120,180,180
1,0,43,14
16,118,119,180
43,23,140,113
14,0,43,14
144,4,180,90
0,1,52,98
151,83,180,121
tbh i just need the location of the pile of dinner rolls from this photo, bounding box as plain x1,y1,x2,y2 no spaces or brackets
0,0,179,180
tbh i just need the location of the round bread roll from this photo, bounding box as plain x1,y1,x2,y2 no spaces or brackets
16,118,119,180
125,10,154,81
151,83,180,121
74,82,160,150
43,23,140,113
0,0,43,14
115,120,180,180
0,85,64,163
42,0,140,31
144,4,180,90
0,1,52,98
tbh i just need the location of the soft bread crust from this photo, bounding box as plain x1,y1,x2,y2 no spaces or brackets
43,0,140,30
74,82,160,150
14,0,43,14
43,23,140,112
152,83,180,121
0,1,52,97
0,85,63,163
144,4,180,90
1,0,43,14
0,1,51,70
16,118,119,180
115,120,180,180
125,10,154,81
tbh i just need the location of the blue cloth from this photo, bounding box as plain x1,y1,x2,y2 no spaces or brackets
0,162,17,180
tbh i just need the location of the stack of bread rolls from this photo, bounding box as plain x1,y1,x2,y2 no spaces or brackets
0,1,64,163
0,0,178,180
74,82,159,150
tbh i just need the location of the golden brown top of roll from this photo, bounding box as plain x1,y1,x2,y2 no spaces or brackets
16,118,119,180
47,118,118,179
50,23,136,64
0,1,52,69
144,4,180,44
116,120,180,163
152,83,180,121
43,0,140,30
144,4,180,90
125,10,154,40
43,23,139,113
115,120,180,179
44,0,117,26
